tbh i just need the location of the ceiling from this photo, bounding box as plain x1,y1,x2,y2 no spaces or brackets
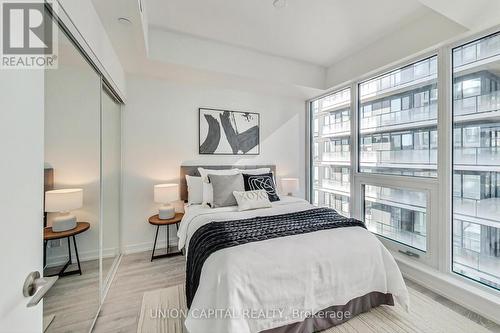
146,0,431,67
91,0,499,91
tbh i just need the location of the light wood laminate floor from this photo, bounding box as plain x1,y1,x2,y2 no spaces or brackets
93,250,500,333
44,257,116,333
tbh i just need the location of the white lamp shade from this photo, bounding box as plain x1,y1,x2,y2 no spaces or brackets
154,184,179,203
45,189,83,212
281,178,299,194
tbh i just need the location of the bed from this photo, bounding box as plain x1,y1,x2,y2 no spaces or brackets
178,165,409,333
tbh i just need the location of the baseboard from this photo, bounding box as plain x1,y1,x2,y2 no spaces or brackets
45,247,119,268
122,239,179,255
394,253,500,325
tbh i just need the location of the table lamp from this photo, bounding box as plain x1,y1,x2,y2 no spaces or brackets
281,178,299,196
45,189,83,232
154,184,179,219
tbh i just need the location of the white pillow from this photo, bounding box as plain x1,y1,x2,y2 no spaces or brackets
185,175,203,205
198,168,239,207
237,167,270,175
233,190,272,211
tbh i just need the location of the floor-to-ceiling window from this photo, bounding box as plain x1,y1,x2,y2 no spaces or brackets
356,57,437,254
452,32,500,290
310,88,351,216
308,29,500,294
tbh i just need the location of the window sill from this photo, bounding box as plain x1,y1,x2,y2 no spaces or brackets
392,250,500,325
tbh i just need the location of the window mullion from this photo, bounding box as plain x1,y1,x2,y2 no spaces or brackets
437,45,453,273
351,81,360,219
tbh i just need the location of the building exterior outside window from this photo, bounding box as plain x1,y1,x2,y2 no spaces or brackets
364,185,427,251
310,88,351,217
309,31,500,291
452,32,500,290
359,56,438,178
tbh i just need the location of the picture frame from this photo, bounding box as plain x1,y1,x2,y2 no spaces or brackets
199,108,260,155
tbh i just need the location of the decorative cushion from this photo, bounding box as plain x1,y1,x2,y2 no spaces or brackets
185,175,203,205
242,173,280,202
233,190,272,211
208,174,245,208
198,168,239,206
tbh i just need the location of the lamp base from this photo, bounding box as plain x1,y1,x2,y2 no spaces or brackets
52,214,77,232
159,204,175,220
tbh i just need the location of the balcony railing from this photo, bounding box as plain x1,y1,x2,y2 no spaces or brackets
454,34,500,68
330,202,350,216
360,104,437,132
322,179,350,193
453,247,500,289
360,57,437,100
454,91,500,118
365,186,427,208
453,197,500,223
454,147,500,166
321,151,350,163
322,121,350,136
365,215,426,251
360,149,437,166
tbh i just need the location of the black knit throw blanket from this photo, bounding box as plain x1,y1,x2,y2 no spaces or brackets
186,208,365,308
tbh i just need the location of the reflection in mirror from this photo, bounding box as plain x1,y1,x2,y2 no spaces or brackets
101,87,122,294
43,23,101,332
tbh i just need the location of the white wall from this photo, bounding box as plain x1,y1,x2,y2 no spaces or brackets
0,71,44,332
57,0,127,99
121,74,307,253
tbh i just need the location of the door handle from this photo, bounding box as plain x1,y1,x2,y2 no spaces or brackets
23,271,58,308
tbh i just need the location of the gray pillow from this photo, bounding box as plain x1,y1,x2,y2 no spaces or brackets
208,173,245,208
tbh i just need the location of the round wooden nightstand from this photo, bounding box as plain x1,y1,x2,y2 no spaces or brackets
43,222,90,277
148,213,183,261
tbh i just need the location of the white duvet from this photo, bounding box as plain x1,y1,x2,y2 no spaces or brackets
178,197,409,333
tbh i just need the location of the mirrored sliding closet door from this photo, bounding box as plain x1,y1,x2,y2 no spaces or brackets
101,87,122,296
43,17,122,333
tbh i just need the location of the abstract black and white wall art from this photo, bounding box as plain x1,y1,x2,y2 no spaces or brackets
199,108,260,155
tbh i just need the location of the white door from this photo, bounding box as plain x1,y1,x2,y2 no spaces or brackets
0,70,44,332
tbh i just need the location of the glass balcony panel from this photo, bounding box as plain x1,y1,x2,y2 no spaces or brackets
360,104,437,132
364,185,427,251
454,33,500,68
454,197,500,222
360,149,437,166
453,221,500,290
360,57,437,99
322,151,351,163
322,179,350,193
454,147,500,166
322,121,350,136
454,91,500,117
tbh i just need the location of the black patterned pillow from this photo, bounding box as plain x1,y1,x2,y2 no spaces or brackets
242,173,280,202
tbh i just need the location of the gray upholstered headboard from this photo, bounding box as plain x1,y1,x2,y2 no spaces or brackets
180,165,276,202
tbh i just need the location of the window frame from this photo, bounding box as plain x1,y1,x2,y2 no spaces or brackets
450,30,500,292
307,26,500,297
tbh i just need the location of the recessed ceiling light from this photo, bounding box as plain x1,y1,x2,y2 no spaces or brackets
273,0,287,9
118,17,132,25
